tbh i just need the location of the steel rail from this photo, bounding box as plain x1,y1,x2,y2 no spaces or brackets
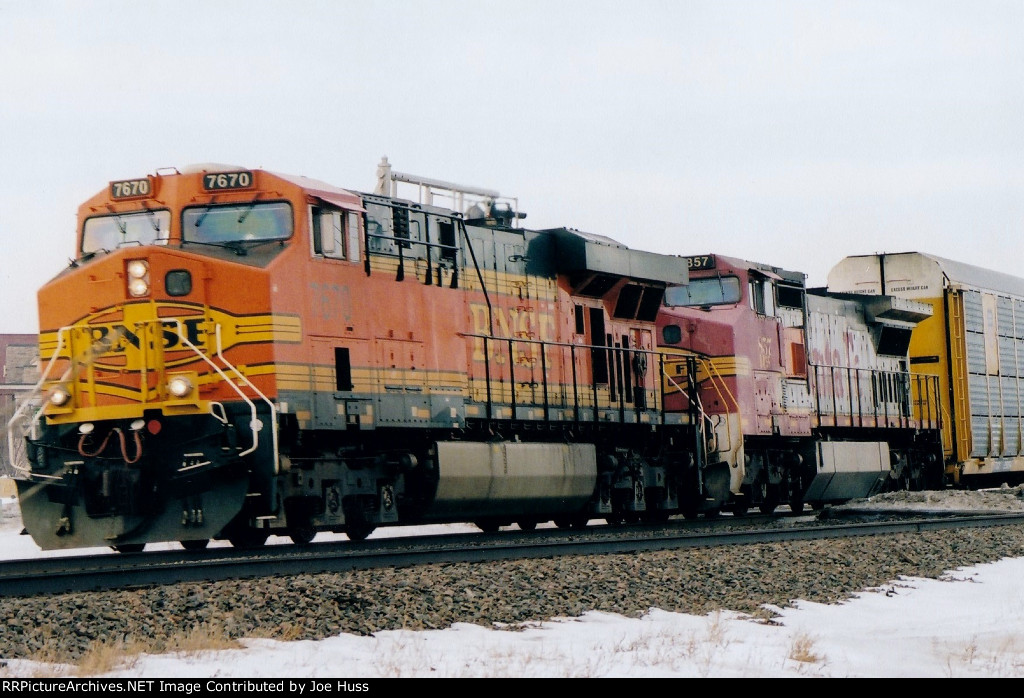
2,512,1023,599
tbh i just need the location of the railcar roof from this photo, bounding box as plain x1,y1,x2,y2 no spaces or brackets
849,251,1024,298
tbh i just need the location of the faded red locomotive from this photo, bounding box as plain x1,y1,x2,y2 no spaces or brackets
7,159,944,552
658,254,942,515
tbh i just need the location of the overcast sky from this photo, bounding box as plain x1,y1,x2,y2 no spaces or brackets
1,0,1021,333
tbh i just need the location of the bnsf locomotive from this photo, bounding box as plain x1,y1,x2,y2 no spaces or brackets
658,254,943,515
7,159,946,552
8,160,713,551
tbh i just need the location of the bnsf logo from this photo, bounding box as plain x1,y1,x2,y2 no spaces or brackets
89,317,207,350
43,305,300,371
83,317,210,370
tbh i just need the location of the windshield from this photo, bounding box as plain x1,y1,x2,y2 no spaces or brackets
183,201,292,245
664,276,742,307
82,210,170,255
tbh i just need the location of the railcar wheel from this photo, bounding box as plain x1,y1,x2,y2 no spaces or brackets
180,539,210,551
111,543,145,553
516,520,537,531
729,501,749,517
789,498,805,514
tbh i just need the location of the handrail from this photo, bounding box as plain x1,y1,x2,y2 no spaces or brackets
213,325,279,474
6,328,68,477
697,356,739,453
463,332,661,421
807,363,938,430
167,320,264,460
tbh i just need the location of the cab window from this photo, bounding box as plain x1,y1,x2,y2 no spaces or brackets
183,201,292,244
82,210,170,255
663,276,741,307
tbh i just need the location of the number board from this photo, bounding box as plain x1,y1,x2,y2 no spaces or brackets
684,255,716,271
110,178,153,199
203,171,254,191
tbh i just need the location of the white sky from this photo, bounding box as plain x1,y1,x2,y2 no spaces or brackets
0,0,1022,333
2,497,1024,678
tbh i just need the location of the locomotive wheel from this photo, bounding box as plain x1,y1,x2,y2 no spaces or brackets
228,530,269,549
554,515,589,530
789,498,805,514
474,519,501,533
345,520,376,542
758,483,779,515
111,543,145,554
180,539,210,551
289,525,316,545
642,510,670,524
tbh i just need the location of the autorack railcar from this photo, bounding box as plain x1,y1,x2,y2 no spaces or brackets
828,252,1024,488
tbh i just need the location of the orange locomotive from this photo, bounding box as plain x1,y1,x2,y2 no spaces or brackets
8,160,715,551
657,254,944,515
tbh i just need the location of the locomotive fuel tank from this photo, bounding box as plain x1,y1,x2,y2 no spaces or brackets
428,441,597,520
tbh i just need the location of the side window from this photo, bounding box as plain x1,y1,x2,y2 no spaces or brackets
748,279,763,314
312,207,350,260
776,284,804,309
748,278,775,316
346,212,361,263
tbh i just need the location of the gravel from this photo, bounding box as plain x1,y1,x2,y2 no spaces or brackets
3,487,1024,663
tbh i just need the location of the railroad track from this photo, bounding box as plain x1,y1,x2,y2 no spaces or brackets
3,510,1023,598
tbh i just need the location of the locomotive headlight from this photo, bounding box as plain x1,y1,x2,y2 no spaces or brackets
49,386,72,406
126,259,150,297
128,278,150,297
127,259,148,278
167,375,193,398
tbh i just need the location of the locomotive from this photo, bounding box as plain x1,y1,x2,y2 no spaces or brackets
658,254,943,515
6,159,945,552
7,159,716,552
